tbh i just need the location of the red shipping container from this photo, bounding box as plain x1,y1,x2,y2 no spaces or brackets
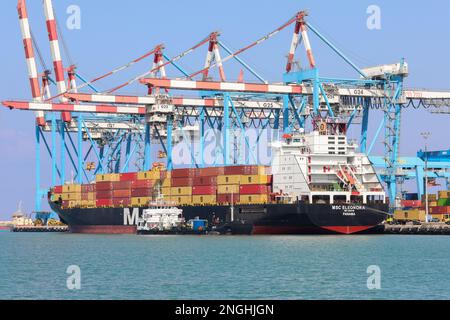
240,185,269,195
113,181,132,190
96,199,113,207
54,186,63,193
131,188,153,197
192,186,217,195
217,194,240,204
113,189,131,198
132,179,155,189
119,172,138,182
172,168,197,178
112,198,131,206
401,200,422,208
96,190,113,199
172,177,194,187
224,165,265,176
81,184,96,193
430,206,450,214
96,182,114,191
198,167,225,177
193,176,217,186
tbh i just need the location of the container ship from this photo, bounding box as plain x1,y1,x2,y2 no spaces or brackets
49,122,388,235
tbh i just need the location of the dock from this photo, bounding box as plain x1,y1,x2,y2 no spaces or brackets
11,225,69,233
384,223,450,235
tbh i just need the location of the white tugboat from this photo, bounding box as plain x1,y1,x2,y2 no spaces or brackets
137,196,184,234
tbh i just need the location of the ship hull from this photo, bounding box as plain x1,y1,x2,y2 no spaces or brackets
50,201,388,235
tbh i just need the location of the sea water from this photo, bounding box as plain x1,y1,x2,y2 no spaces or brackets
1,232,450,300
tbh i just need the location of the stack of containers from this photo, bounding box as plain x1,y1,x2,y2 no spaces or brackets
81,184,96,208
62,184,82,208
95,174,119,207
131,171,159,206
191,167,222,205
170,169,194,205
430,190,450,221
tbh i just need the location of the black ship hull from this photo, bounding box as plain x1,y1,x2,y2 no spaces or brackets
50,201,388,235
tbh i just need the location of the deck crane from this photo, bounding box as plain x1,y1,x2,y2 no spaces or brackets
2,7,450,211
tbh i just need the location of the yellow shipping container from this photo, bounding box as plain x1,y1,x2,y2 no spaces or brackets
161,179,172,188
170,196,192,205
257,166,271,175
62,184,82,193
240,175,270,185
171,187,192,196
52,193,63,201
96,173,120,182
137,170,161,180
438,191,450,199
217,175,241,185
218,185,239,194
394,209,426,222
161,187,172,197
239,194,268,204
429,201,438,207
131,197,151,207
67,193,82,201
192,195,217,205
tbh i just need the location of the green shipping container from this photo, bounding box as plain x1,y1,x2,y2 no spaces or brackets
438,198,450,207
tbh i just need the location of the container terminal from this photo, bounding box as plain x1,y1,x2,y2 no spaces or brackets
2,1,450,235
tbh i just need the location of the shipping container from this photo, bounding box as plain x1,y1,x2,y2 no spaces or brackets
96,190,114,199
96,173,120,182
198,167,225,177
81,200,96,208
394,209,426,222
113,189,131,198
192,186,217,195
160,170,172,180
161,187,172,196
240,175,271,185
131,188,153,197
81,184,96,193
131,197,151,207
193,176,217,186
161,178,171,188
172,168,197,178
404,193,419,201
217,194,240,204
68,201,81,208
224,165,270,176
67,193,82,201
171,187,192,196
137,170,161,180
132,179,156,189
112,181,132,190
170,196,192,205
438,198,450,207
430,206,450,214
172,177,194,187
217,175,241,185
96,199,113,207
400,200,422,208
192,195,217,205
96,182,114,191
239,194,269,204
81,192,95,201
218,185,239,194
119,172,138,182
54,186,63,193
62,184,82,193
112,198,131,207
421,194,437,202
240,185,270,195
438,191,450,199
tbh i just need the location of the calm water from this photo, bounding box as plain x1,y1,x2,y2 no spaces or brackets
1,232,450,300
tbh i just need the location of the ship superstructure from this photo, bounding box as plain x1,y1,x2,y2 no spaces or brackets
272,120,386,206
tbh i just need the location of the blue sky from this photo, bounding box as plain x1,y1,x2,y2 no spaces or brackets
0,0,449,219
